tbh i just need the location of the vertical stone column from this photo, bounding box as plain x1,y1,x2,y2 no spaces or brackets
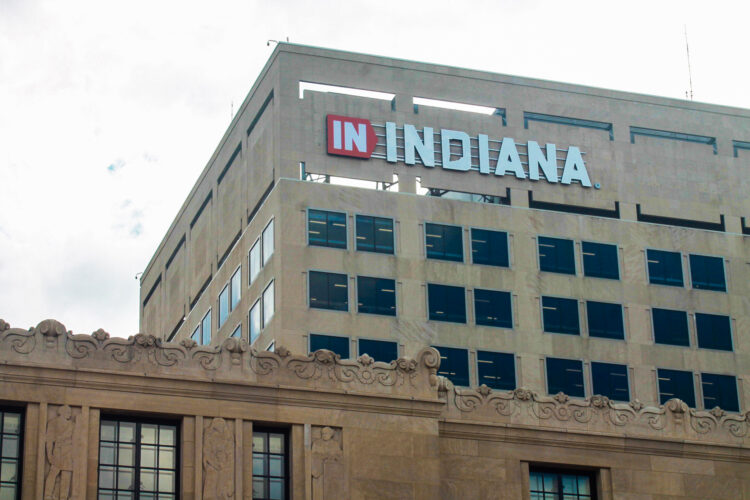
73,406,88,500
291,424,305,500
194,416,203,500
242,420,253,499
35,402,47,500
234,419,243,500
182,416,196,500
86,409,100,500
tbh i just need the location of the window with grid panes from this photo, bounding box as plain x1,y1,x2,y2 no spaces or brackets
529,469,596,500
252,430,287,500
0,409,22,500
98,419,178,500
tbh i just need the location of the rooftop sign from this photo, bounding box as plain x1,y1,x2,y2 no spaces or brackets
327,114,594,188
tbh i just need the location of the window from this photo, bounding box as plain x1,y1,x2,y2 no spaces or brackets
356,215,394,254
309,334,350,358
647,249,683,286
538,236,575,275
0,409,22,500
252,429,287,500
357,277,396,316
689,254,726,291
425,223,463,262
586,301,624,340
582,241,619,279
427,284,466,323
529,469,595,500
477,351,515,390
433,346,469,386
471,228,509,267
192,310,212,345
262,219,274,265
701,373,739,412
652,308,689,347
696,313,732,351
309,271,348,311
263,281,275,327
546,358,584,397
231,324,242,338
218,285,229,328
249,240,261,284
542,297,579,335
98,418,178,500
474,289,512,328
657,368,695,406
591,362,629,401
358,339,398,363
249,300,261,344
230,266,241,311
308,209,347,249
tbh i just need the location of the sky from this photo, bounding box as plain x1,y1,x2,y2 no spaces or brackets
1,0,748,337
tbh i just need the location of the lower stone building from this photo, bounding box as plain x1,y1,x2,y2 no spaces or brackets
0,318,748,499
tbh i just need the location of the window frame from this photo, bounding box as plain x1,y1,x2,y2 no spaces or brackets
251,427,290,500
356,275,397,317
432,344,471,387
308,333,351,358
472,287,513,329
307,208,348,250
528,466,598,500
476,350,517,391
426,283,467,324
581,239,620,280
356,337,399,363
700,372,741,412
650,307,690,347
218,284,230,329
249,237,262,286
541,295,581,336
0,406,24,500
231,323,242,339
645,247,684,288
469,226,511,268
249,299,261,345
307,270,349,312
694,311,733,352
585,300,626,341
688,253,727,292
656,368,696,407
97,415,180,500
424,221,464,262
545,356,586,398
262,279,275,328
537,235,576,275
262,217,275,266
589,360,630,402
354,213,396,255
229,264,242,312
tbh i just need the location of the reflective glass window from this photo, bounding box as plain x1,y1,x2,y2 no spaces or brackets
230,267,241,311
427,284,466,323
652,308,689,347
586,301,624,340
358,339,398,363
249,240,261,284
309,334,350,358
263,281,275,328
309,271,348,311
591,362,629,401
582,241,619,279
696,313,732,351
425,223,463,262
201,310,212,345
231,324,242,338
538,236,575,275
542,297,580,335
471,228,509,267
218,285,229,328
477,351,515,390
432,346,469,386
249,301,261,345
689,254,726,291
252,429,288,500
356,215,394,254
701,373,739,412
0,409,22,500
262,220,274,265
647,249,683,286
308,210,347,249
657,368,695,407
529,470,594,500
474,289,512,328
357,277,396,316
546,358,584,397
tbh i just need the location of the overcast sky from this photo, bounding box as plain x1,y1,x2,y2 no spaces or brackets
1,0,748,337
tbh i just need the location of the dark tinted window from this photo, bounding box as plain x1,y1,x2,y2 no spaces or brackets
582,241,619,279
471,228,509,267
477,351,515,390
647,249,683,286
309,334,350,358
652,308,689,347
591,362,629,401
689,254,726,291
657,368,695,406
358,339,398,363
586,301,624,340
425,223,463,262
357,276,396,316
546,358,584,397
696,313,732,351
308,209,347,249
538,236,575,275
428,284,466,323
701,373,739,412
433,346,469,386
356,215,394,254
542,297,580,335
474,289,512,329
309,271,348,311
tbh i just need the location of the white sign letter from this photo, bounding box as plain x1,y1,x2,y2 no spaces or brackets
440,129,471,171
560,146,592,187
495,138,525,178
345,122,367,152
527,141,558,183
386,122,397,162
404,124,435,167
333,120,342,149
478,134,490,174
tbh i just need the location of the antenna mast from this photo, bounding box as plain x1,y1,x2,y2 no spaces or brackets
684,25,694,100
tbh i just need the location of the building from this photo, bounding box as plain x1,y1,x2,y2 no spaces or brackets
1,43,750,499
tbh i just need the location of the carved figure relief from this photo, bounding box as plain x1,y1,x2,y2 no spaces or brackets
203,417,235,500
44,405,75,500
311,426,344,499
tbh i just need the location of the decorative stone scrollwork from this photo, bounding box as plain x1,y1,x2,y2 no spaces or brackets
0,319,9,332
223,337,248,365
36,319,67,348
0,321,36,354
